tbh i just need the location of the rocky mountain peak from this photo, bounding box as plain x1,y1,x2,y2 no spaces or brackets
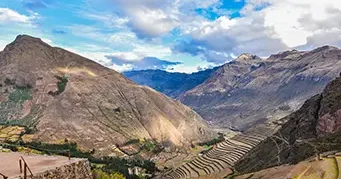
0,35,213,157
14,34,43,43
310,45,338,53
181,45,341,130
235,53,262,62
4,35,49,51
267,49,303,60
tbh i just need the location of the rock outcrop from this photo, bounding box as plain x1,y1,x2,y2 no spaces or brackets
0,35,213,156
235,76,341,173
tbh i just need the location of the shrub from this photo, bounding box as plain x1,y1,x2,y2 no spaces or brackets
198,135,225,146
123,139,140,146
55,75,68,94
93,169,125,179
8,88,32,103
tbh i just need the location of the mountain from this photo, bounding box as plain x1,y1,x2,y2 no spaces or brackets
123,68,218,98
180,48,341,130
235,75,341,174
0,35,213,156
162,73,341,179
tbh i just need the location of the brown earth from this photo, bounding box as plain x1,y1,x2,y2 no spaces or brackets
0,35,213,156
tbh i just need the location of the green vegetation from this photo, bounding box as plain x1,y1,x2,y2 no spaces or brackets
119,139,163,156
0,86,35,123
313,131,341,153
198,133,225,146
199,145,213,154
123,139,140,146
55,75,68,94
93,169,125,179
49,75,68,96
8,87,32,103
224,170,238,179
97,157,156,177
142,140,155,151
0,104,42,129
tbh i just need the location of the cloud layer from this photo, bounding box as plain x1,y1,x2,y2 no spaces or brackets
1,0,341,73
107,56,182,71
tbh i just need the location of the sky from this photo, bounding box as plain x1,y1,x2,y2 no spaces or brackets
0,0,341,73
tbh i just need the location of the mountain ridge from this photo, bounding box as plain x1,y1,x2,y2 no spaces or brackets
235,75,341,174
181,45,341,130
0,34,213,157
123,67,219,98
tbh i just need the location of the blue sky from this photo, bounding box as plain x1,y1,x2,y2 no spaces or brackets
1,0,341,73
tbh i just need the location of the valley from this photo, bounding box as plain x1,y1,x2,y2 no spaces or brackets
0,35,341,179
126,50,341,178
2,0,341,178
127,48,341,131
160,74,341,178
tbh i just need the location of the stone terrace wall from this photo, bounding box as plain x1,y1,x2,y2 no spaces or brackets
31,159,92,179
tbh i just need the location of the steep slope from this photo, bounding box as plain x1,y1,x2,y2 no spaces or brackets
123,68,218,98
235,75,341,174
0,35,213,155
181,48,341,130
163,75,341,179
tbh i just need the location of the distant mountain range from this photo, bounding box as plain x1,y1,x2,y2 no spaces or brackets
125,47,341,131
164,75,341,178
0,35,213,156
123,68,219,98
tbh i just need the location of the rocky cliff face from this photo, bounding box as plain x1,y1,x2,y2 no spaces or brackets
123,68,218,98
235,76,341,173
0,35,213,155
317,77,341,134
181,47,341,130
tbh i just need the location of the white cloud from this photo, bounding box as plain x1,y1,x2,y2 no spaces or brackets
110,0,179,38
79,11,129,29
105,0,222,39
106,43,172,62
173,0,341,63
0,8,38,25
108,63,134,72
41,38,53,44
128,7,179,38
66,25,111,42
0,39,8,51
61,40,173,72
262,0,341,48
165,60,215,74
